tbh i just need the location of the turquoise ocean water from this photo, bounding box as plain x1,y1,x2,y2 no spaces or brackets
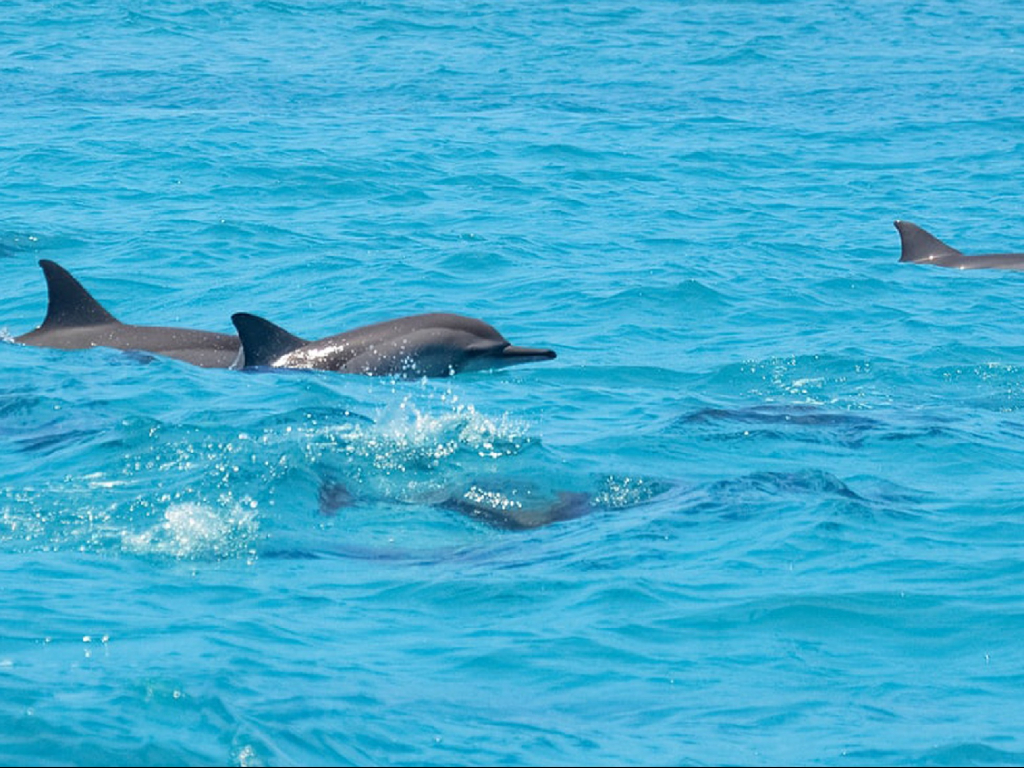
3,1,1024,765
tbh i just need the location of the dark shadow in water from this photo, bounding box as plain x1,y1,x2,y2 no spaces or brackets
678,468,866,520
678,404,881,448
676,402,967,449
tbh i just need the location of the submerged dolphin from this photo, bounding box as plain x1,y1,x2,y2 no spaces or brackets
318,477,593,530
895,220,1024,270
13,260,240,368
231,311,557,377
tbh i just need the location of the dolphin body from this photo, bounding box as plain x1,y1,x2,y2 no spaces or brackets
318,477,593,530
14,260,240,368
231,311,556,377
895,220,1024,270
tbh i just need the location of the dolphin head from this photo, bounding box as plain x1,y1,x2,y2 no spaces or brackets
388,325,556,376
430,315,556,375
367,314,557,376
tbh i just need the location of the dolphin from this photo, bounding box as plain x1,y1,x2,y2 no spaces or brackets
318,477,593,530
13,259,241,368
895,220,1024,270
231,311,557,377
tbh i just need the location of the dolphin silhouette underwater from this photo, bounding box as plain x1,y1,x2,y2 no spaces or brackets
895,220,1024,270
318,478,593,530
231,311,556,377
13,260,241,368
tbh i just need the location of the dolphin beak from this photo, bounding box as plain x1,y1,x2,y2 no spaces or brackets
502,345,557,361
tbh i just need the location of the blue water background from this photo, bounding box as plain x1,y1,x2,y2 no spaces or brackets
3,1,1024,765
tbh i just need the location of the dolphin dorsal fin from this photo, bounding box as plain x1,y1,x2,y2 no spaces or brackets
894,221,963,263
37,259,119,329
231,312,309,367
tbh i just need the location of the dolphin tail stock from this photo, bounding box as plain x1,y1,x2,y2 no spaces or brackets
231,312,310,368
893,220,963,264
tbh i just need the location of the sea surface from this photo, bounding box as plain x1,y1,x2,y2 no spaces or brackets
2,1,1024,765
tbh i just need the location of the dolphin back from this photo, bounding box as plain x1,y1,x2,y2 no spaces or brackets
231,312,310,368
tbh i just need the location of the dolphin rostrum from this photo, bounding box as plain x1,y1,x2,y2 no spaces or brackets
895,220,1024,270
231,311,556,377
13,260,240,368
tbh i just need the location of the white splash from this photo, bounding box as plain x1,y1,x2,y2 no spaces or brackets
122,499,259,560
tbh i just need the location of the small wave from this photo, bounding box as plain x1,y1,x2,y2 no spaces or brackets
913,741,1024,766
596,280,730,316
703,354,885,403
0,231,86,257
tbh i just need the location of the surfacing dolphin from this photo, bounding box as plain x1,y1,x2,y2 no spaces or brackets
231,311,556,377
13,260,240,368
895,220,1024,270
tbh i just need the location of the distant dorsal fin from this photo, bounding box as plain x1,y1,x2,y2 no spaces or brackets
37,259,119,329
894,220,964,263
231,312,309,367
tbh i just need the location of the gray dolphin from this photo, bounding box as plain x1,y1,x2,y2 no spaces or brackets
13,259,240,368
895,220,1024,270
231,311,556,377
318,477,593,530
